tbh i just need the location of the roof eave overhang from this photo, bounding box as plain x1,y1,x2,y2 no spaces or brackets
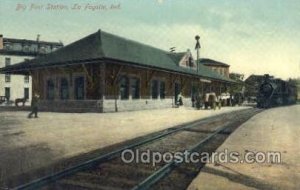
0,58,104,74
103,58,234,84
0,57,235,84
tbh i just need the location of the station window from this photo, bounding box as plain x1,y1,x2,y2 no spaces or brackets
5,58,11,66
188,57,193,67
5,74,11,83
185,60,189,66
24,75,30,83
46,79,55,100
74,76,85,100
120,76,129,100
5,87,10,101
4,43,11,50
24,88,29,99
130,77,140,99
39,46,46,54
60,78,69,100
23,45,30,52
151,80,159,99
160,81,166,99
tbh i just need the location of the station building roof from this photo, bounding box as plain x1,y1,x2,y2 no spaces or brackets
0,30,234,83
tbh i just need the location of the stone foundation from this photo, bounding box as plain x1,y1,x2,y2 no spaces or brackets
37,97,193,113
103,98,174,112
39,100,102,113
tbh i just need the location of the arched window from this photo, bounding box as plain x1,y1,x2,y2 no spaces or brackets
60,78,69,100
120,76,129,100
46,79,55,100
74,76,85,100
159,81,165,99
151,80,159,99
130,77,140,99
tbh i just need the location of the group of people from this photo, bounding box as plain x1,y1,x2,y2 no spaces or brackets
177,92,205,109
177,92,223,110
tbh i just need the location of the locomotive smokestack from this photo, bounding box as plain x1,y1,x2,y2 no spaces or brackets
36,34,40,42
0,34,3,50
264,74,270,81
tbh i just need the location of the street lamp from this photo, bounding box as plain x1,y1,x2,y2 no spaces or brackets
195,35,201,73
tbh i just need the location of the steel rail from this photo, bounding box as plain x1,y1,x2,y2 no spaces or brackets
131,109,261,190
12,109,253,190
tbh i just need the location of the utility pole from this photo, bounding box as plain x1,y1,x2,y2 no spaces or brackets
195,35,201,73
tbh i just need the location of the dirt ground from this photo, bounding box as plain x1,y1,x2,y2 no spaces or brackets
187,105,300,190
0,106,248,186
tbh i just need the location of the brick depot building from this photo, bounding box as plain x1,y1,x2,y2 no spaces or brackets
0,30,234,112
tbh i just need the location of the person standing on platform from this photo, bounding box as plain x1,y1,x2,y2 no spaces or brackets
28,93,40,118
177,92,183,106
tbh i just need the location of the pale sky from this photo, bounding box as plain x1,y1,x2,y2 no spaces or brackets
1,0,300,79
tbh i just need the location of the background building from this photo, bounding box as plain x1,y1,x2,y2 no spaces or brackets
0,34,63,105
200,58,230,78
292,77,300,101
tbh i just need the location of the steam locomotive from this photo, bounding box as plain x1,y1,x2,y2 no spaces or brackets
257,74,297,108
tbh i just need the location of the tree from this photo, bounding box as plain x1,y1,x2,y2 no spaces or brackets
228,73,245,94
229,73,244,81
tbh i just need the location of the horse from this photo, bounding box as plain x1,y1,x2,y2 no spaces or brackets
15,97,28,107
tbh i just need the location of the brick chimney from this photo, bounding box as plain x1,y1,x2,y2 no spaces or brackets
0,34,3,50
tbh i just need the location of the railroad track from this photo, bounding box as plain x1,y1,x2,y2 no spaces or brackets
13,108,262,190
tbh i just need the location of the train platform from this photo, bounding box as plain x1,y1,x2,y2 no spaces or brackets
0,106,248,187
187,105,300,190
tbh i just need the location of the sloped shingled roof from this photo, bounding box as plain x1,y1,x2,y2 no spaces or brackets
200,58,230,67
0,30,234,83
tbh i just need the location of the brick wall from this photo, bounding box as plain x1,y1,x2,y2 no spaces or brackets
30,62,229,112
